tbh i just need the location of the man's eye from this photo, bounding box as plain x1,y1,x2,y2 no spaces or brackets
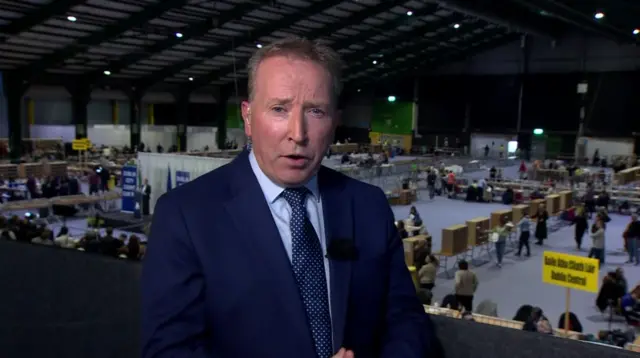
310,108,326,116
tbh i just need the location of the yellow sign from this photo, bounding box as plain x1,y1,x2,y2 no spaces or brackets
72,138,91,151
542,251,599,293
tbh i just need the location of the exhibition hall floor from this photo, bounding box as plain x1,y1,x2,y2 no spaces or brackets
392,195,637,335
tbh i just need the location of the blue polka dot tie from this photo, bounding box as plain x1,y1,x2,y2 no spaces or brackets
281,188,332,358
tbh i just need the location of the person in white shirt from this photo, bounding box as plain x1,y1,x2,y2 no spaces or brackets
54,226,76,249
31,230,53,246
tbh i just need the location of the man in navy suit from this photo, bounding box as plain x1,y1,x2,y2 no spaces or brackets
141,37,432,358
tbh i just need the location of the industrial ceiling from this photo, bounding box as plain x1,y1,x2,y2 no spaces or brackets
0,0,637,95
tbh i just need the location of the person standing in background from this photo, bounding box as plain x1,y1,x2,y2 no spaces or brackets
516,213,531,257
573,206,589,251
534,204,549,245
141,178,151,216
493,216,510,267
624,214,640,265
454,260,478,313
588,217,606,264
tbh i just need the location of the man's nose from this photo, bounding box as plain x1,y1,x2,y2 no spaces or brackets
288,110,308,144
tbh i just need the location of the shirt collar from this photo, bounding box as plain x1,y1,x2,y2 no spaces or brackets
249,150,320,204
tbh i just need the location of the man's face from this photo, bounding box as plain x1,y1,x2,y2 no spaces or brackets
242,56,338,187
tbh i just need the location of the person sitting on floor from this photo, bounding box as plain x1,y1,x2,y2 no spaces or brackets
513,305,533,322
621,286,640,325
557,312,583,333
596,269,627,313
523,307,553,334
54,226,75,249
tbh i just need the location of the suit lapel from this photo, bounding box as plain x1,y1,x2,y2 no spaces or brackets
223,151,311,344
318,167,353,352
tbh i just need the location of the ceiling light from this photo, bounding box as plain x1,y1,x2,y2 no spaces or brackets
103,70,111,76
634,29,640,35
357,89,361,92
594,12,604,19
453,23,460,29
175,32,183,38
256,43,262,48
188,77,193,81
67,16,77,22
406,11,413,16
372,60,377,64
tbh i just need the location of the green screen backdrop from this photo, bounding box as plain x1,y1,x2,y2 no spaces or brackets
370,101,413,135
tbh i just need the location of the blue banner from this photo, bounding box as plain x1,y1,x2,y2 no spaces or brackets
175,170,190,187
121,165,137,212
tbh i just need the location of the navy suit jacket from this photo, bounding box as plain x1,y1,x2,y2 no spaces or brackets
141,151,433,357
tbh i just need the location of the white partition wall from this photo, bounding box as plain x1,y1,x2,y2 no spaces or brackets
578,136,634,159
88,125,130,146
470,133,517,157
29,124,244,150
30,125,75,142
187,126,217,151
137,152,232,214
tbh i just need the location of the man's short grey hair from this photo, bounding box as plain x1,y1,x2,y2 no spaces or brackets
247,37,344,101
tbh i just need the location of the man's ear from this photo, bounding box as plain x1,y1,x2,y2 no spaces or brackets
241,101,251,137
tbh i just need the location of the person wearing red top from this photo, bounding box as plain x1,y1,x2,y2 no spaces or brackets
518,161,527,179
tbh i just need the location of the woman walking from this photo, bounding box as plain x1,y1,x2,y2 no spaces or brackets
588,217,606,265
573,206,589,250
493,216,510,267
534,204,549,245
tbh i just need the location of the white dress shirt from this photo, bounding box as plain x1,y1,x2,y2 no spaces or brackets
248,151,332,318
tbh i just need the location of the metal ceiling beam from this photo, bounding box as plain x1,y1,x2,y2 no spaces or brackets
430,0,559,39
88,1,265,86
138,0,348,90
512,0,639,44
0,0,88,36
343,18,483,79
188,0,409,93
17,0,189,78
354,31,519,85
211,4,441,94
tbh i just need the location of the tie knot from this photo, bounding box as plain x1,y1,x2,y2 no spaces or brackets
281,187,309,209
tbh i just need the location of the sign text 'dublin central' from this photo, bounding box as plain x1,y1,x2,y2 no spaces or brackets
542,251,599,293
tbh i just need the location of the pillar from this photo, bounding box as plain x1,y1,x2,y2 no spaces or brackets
2,72,29,162
67,83,91,139
216,88,231,150
516,34,531,156
175,93,189,152
111,100,119,124
129,91,142,149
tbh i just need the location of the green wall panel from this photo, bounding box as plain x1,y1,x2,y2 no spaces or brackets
226,103,243,129
370,101,413,135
